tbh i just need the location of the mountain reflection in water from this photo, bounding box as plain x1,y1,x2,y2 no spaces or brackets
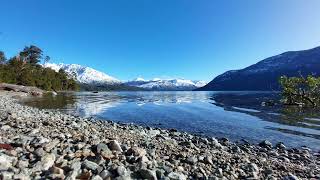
23,91,320,150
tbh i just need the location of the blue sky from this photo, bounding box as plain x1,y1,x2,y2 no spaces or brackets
1,0,320,81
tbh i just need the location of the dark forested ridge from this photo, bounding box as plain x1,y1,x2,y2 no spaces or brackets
197,46,320,91
0,45,79,91
80,83,144,91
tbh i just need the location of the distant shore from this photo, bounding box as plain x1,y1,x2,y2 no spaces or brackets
0,91,319,179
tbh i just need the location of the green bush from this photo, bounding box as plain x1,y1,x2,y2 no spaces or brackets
279,75,320,107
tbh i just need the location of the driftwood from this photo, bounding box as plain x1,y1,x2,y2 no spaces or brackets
0,83,45,96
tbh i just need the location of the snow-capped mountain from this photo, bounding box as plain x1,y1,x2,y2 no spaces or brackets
197,46,320,91
125,78,206,91
43,63,121,85
43,63,206,91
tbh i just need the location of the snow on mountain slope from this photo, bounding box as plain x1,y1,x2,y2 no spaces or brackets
43,63,121,85
125,78,207,90
197,46,320,91
43,63,207,90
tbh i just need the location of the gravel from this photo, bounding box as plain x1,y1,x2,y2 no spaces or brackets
0,91,319,179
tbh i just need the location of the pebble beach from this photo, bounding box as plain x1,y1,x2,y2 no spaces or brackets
0,91,319,180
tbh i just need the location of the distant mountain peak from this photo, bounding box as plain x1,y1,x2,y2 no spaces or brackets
197,45,320,91
43,63,121,85
152,78,162,81
43,63,207,91
126,77,206,90
133,77,147,82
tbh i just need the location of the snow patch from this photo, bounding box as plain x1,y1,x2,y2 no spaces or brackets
43,63,120,85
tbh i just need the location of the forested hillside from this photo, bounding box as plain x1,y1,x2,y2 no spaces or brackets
0,45,79,91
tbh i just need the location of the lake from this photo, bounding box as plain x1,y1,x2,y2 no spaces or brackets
23,91,320,150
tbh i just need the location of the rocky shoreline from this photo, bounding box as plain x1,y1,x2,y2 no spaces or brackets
0,92,319,180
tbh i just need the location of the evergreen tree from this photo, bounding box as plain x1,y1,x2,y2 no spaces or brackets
0,51,6,64
44,55,50,64
0,47,79,91
20,45,43,65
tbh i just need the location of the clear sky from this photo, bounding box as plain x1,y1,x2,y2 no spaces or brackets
1,0,320,81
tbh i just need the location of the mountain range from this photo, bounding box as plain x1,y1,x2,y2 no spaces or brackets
125,78,206,91
43,63,121,85
43,63,206,91
197,46,320,91
44,45,320,91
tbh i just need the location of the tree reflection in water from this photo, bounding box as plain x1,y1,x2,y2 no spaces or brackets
23,92,77,110
211,92,320,139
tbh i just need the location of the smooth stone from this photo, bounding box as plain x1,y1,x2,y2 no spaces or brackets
217,168,223,177
83,160,99,171
247,163,259,173
44,139,60,152
109,140,123,152
0,154,17,171
204,155,213,165
283,173,299,180
50,166,65,179
1,125,11,130
91,175,103,180
13,173,31,180
1,171,14,180
139,169,157,180
116,166,127,176
167,172,187,180
139,156,149,163
65,161,81,180
34,147,45,157
211,138,223,149
17,160,29,169
35,153,56,171
96,143,111,153
126,147,147,157
99,170,113,179
186,156,197,165
148,130,161,137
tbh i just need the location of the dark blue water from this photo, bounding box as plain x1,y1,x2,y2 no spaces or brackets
24,91,320,150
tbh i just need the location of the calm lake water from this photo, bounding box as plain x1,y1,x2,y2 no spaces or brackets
23,91,320,150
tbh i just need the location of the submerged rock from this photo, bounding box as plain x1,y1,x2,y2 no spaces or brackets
259,140,272,149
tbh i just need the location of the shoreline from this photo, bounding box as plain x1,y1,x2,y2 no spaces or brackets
0,91,319,179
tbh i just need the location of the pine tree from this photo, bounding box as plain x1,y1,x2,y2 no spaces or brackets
0,47,79,91
0,51,6,64
20,45,43,65
44,55,50,64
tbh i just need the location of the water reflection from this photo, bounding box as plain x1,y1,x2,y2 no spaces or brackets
23,93,77,109
23,91,320,150
211,92,320,142
212,93,320,128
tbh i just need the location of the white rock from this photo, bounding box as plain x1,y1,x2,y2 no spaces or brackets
168,172,187,180
99,170,113,179
34,153,56,171
1,125,11,130
0,154,16,171
91,175,103,180
1,171,14,180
